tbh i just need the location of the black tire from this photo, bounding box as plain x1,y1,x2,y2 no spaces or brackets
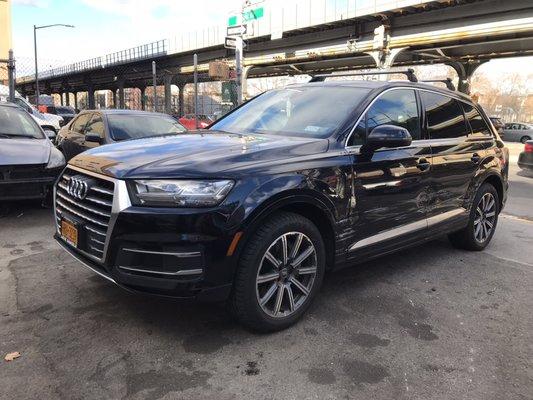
448,183,500,251
520,136,531,144
229,212,326,332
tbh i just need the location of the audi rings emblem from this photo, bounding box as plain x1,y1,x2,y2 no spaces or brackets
67,175,94,200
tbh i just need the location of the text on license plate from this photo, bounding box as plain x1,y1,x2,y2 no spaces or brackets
61,219,78,247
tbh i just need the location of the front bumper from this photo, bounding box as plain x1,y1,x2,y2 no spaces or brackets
54,166,240,301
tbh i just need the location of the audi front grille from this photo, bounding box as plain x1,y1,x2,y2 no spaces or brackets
55,167,115,262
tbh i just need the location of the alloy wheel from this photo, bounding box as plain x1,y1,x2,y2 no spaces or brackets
474,192,496,243
256,232,318,318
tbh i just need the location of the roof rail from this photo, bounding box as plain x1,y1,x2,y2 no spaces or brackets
420,78,455,91
309,68,418,83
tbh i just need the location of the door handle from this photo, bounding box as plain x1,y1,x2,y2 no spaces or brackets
416,158,431,172
471,153,481,164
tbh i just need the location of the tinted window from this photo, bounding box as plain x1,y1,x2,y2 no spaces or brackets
108,114,186,141
0,106,44,139
211,86,370,138
71,113,92,134
422,92,468,139
85,114,105,138
461,102,492,136
348,89,420,146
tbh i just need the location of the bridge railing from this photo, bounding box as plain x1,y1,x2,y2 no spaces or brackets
105,40,168,66
18,0,440,82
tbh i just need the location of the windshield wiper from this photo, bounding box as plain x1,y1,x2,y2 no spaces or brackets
0,133,38,139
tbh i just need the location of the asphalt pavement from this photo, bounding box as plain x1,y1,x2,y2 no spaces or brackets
1,143,532,400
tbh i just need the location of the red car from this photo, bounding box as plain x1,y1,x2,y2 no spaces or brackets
178,114,211,130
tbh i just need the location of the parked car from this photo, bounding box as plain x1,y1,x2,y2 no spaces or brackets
56,109,187,161
53,79,508,332
0,102,65,201
518,140,533,171
39,105,77,125
489,116,504,137
178,114,211,129
502,122,532,143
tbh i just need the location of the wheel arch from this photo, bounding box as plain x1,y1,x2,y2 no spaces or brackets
481,173,504,209
236,192,337,271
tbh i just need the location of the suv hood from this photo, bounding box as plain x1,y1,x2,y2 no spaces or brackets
69,131,329,178
0,138,51,166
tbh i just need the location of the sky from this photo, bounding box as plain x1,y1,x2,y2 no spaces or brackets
10,0,533,84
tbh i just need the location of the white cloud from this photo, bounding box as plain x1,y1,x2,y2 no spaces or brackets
12,0,50,7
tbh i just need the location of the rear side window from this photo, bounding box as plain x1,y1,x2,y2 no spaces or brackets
85,114,105,138
71,113,92,134
461,102,492,137
348,89,420,146
422,92,468,140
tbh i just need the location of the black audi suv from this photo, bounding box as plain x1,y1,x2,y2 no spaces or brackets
53,78,508,331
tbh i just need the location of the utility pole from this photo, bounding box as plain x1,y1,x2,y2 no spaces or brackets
33,25,39,105
33,24,75,107
193,53,199,129
7,50,15,103
152,61,157,112
235,36,243,105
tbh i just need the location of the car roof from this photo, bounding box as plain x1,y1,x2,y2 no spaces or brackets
290,80,473,102
0,101,22,109
80,109,172,117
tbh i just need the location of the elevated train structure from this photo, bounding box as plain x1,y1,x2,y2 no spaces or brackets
16,0,533,113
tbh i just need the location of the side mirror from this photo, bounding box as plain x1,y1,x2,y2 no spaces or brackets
85,132,102,144
44,129,56,139
365,125,412,151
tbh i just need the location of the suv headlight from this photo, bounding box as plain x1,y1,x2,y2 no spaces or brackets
130,179,234,207
46,147,66,169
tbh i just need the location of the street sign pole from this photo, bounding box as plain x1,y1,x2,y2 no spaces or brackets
235,36,243,105
193,53,199,129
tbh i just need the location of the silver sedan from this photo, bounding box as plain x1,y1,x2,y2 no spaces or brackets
503,123,533,143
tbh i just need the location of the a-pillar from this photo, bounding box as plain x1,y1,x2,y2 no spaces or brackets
88,85,95,109
118,82,125,109
164,75,173,114
447,60,488,94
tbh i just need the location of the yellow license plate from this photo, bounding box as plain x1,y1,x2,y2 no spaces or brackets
61,219,78,247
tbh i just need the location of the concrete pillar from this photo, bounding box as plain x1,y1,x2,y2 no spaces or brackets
164,75,173,114
447,60,488,94
118,83,125,109
177,81,186,116
88,86,95,109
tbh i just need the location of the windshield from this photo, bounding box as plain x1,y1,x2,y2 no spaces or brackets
0,106,44,139
210,86,370,138
108,114,187,141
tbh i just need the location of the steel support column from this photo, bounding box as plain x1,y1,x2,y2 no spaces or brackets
164,75,173,114
88,86,95,109
447,60,488,94
118,82,125,109
73,92,78,110
112,89,118,109
177,81,186,116
140,87,146,110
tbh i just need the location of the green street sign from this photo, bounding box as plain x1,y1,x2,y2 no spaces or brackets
228,7,264,26
243,7,264,22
